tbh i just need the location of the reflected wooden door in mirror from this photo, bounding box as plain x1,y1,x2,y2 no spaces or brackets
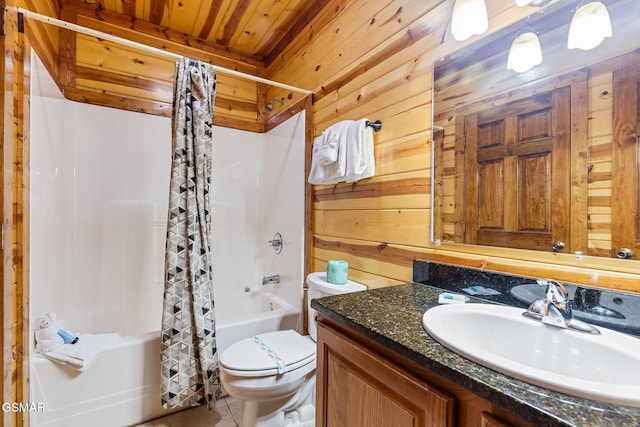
611,57,640,260
458,87,571,252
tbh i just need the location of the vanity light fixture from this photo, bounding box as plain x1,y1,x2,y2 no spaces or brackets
508,0,613,73
567,1,612,50
451,0,488,41
507,27,542,73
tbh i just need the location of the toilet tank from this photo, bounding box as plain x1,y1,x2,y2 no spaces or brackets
306,271,366,341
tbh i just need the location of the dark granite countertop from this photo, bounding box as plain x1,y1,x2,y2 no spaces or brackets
311,283,640,427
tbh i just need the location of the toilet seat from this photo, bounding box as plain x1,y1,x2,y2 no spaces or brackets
220,330,315,378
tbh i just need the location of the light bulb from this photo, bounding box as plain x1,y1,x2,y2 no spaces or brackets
451,0,488,41
567,1,612,50
507,30,542,73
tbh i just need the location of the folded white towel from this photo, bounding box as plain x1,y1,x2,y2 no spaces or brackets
344,119,375,183
37,333,120,371
315,130,339,165
308,121,352,184
34,321,65,353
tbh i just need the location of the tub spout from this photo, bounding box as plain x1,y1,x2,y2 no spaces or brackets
262,275,280,285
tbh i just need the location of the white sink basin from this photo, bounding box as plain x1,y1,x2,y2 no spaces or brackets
422,303,640,407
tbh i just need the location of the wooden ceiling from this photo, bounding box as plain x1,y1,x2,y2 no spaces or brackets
24,0,334,130
70,0,328,66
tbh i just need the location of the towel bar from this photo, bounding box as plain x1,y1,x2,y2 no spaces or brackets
365,120,382,132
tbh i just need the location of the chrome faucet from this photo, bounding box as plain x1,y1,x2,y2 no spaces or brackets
262,274,280,285
522,279,600,335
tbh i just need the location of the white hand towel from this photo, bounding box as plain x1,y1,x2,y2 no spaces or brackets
344,119,375,182
316,130,339,166
308,121,352,184
308,135,338,184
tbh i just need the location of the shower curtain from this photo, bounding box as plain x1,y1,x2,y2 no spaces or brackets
161,57,220,408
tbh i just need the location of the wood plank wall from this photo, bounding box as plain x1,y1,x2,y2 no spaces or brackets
267,0,640,291
3,1,32,425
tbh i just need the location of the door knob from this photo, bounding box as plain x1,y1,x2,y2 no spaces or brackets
551,241,565,251
616,248,634,259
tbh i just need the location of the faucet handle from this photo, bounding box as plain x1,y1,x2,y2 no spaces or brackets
524,279,600,334
536,279,568,304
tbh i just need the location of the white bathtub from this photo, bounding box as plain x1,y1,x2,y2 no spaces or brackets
30,332,179,427
30,292,300,427
215,291,301,355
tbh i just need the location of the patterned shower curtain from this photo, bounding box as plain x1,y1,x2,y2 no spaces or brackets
161,57,220,409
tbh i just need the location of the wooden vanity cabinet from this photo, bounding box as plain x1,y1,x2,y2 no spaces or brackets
315,320,454,426
316,316,535,427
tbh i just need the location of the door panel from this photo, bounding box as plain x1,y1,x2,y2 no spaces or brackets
612,62,640,260
461,87,571,251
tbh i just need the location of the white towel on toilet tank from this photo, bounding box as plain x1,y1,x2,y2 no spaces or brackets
308,119,374,184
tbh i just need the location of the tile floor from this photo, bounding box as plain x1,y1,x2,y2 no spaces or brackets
135,396,242,427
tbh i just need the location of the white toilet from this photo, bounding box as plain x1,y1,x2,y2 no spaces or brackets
219,271,366,427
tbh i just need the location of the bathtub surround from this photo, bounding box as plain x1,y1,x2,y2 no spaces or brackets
209,111,306,328
162,58,220,409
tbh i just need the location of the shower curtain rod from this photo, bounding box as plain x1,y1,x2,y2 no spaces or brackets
4,6,313,96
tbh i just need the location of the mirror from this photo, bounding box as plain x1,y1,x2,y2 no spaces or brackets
432,0,640,260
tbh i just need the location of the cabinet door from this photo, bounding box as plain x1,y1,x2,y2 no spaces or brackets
481,411,517,427
316,322,454,427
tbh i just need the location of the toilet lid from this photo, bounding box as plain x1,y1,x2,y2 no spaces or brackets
220,330,315,374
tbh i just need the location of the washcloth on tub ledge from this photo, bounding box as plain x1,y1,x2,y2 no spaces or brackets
36,333,120,371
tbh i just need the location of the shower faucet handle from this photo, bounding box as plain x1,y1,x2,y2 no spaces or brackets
268,232,283,254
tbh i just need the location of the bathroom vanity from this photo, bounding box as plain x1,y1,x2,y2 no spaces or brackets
312,262,640,427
